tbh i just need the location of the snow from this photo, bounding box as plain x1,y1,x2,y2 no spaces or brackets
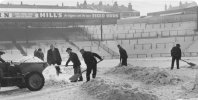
106,65,182,85
81,77,158,100
1,57,198,100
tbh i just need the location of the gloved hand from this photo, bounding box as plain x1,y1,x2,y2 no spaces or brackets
100,59,103,61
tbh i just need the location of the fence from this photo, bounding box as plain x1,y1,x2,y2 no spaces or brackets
88,29,197,41
101,52,198,59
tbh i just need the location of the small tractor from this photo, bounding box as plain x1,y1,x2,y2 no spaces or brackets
0,61,47,91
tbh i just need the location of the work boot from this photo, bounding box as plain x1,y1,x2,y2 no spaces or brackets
71,80,77,82
171,66,174,70
86,77,90,82
92,75,96,78
78,76,83,81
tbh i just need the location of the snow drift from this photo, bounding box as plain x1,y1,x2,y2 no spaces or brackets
42,64,73,88
81,78,159,100
106,65,183,85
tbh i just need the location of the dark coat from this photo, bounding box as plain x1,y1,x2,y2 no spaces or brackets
47,48,62,65
35,51,44,61
66,52,81,67
0,57,5,63
171,46,181,59
34,50,37,57
119,48,128,60
82,51,102,65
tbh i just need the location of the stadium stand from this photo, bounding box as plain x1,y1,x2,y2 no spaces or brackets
0,4,197,59
84,11,198,58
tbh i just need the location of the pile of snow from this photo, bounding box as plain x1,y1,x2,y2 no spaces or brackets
181,81,196,92
43,65,70,88
81,78,158,100
43,65,59,80
182,71,198,92
106,65,183,85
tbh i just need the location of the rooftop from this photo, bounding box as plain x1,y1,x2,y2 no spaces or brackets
0,7,110,13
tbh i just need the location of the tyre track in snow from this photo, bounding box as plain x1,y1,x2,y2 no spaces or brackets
0,82,99,100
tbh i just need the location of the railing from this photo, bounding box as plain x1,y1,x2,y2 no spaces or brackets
134,43,152,50
88,29,197,41
183,36,198,52
62,36,81,50
2,45,198,60
94,41,118,56
101,52,198,59
182,52,198,57
155,42,174,49
82,27,118,56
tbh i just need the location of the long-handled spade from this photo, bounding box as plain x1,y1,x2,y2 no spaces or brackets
69,60,103,82
180,59,197,68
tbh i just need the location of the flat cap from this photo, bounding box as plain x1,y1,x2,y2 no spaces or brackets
66,48,72,52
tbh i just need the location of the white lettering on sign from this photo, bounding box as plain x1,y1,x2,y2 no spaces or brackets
0,12,119,19
63,13,92,18
4,12,10,18
92,14,105,18
39,13,45,18
39,12,63,18
106,14,119,18
0,12,12,18
12,12,35,18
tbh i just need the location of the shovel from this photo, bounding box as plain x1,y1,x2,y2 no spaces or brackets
69,60,103,82
69,70,87,81
180,59,196,67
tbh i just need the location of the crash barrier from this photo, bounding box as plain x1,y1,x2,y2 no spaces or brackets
94,41,118,56
101,52,198,59
88,29,196,41
86,20,196,35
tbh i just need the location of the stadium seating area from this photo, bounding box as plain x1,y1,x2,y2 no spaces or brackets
0,39,111,61
0,13,198,60
84,14,198,58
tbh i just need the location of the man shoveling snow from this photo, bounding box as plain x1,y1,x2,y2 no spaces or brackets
65,48,83,82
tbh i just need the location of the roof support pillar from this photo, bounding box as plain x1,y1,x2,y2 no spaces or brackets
100,19,103,41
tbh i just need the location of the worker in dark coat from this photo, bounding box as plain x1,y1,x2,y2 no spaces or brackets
47,44,62,75
34,48,44,61
80,49,103,82
34,49,37,57
65,48,83,82
117,45,128,66
171,44,181,70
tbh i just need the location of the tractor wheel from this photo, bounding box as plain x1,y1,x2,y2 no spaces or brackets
25,72,45,91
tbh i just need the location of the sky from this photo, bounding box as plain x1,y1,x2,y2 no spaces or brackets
0,0,197,15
